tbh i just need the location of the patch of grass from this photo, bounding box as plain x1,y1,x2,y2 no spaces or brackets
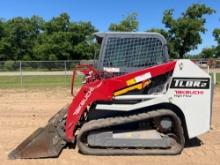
0,75,83,88
212,73,220,88
217,73,220,84
210,73,220,84
0,76,20,88
1,73,219,89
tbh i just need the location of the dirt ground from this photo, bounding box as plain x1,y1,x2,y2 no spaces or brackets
0,87,220,165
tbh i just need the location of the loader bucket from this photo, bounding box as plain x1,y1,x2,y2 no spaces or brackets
8,105,68,159
8,126,66,159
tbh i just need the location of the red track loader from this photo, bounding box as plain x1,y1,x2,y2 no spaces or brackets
9,32,213,159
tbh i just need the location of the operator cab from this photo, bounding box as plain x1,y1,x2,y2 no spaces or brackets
95,32,169,74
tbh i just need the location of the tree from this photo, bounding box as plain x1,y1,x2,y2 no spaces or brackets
0,19,5,38
109,13,138,32
44,13,70,34
162,4,215,58
200,47,216,58
33,13,98,61
0,16,45,60
0,19,8,60
213,27,220,57
0,13,99,61
147,28,179,58
69,21,98,59
215,45,220,58
213,28,220,44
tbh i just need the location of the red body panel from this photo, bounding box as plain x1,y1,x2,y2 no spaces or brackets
65,61,177,142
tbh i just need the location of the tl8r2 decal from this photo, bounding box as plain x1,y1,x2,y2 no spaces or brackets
170,77,210,89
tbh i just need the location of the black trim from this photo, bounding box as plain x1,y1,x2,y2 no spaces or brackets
170,77,210,89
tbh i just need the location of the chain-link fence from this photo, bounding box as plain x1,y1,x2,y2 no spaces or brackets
0,60,96,88
192,59,220,85
0,59,219,88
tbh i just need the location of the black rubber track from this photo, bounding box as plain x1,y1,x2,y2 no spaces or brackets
77,109,185,155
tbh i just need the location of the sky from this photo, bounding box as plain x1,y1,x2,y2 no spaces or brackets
0,0,219,54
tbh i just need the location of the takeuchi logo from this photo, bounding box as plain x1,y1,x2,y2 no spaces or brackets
73,87,94,116
175,90,204,95
73,81,103,116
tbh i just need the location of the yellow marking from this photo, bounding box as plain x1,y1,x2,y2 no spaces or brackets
114,80,151,96
126,79,136,86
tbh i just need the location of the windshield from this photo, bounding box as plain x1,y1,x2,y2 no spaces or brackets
103,37,165,68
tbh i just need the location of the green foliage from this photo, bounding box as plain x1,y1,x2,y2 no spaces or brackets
0,13,97,61
0,6,218,61
109,13,138,32
146,28,168,38
215,45,220,58
199,47,216,58
147,28,179,58
212,21,220,58
33,14,97,61
213,28,220,44
0,16,44,60
44,13,70,33
3,60,15,71
0,19,5,38
162,4,215,58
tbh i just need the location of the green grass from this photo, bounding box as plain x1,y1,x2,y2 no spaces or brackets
0,73,219,89
0,75,83,88
217,73,220,84
210,73,220,85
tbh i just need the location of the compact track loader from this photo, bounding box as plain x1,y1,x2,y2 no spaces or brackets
9,32,213,159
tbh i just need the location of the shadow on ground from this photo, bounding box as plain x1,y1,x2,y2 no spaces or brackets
185,137,203,148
